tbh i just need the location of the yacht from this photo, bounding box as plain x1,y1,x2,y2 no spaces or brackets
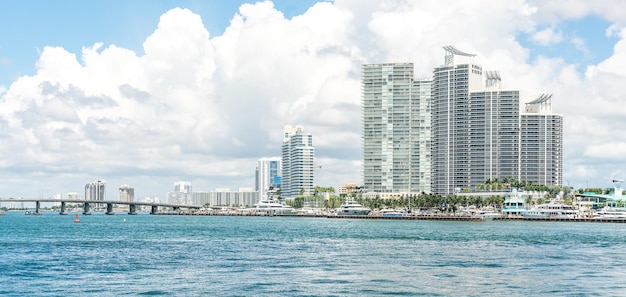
254,199,296,215
593,208,626,219
475,210,502,220
522,203,577,219
380,209,405,217
336,202,371,216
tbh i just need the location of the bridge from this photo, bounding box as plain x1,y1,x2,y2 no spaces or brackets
0,198,202,215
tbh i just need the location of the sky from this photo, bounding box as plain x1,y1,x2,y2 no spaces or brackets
1,0,626,200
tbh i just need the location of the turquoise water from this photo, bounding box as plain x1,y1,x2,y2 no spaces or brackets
1,212,626,296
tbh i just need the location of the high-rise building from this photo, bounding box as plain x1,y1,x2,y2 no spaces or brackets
255,157,282,199
281,125,315,199
467,73,521,188
168,181,192,204
174,181,192,193
431,46,562,194
85,180,106,201
432,47,528,194
362,63,431,193
119,184,135,202
431,46,484,194
520,94,563,186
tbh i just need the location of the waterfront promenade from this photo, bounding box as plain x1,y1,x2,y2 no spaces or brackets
167,210,626,223
4,198,626,223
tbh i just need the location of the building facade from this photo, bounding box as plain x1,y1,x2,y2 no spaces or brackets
362,63,431,194
430,46,562,194
431,46,485,194
168,181,192,205
467,81,520,189
255,157,282,199
281,125,315,199
192,188,259,207
520,94,563,186
174,181,192,194
118,184,135,203
85,180,106,201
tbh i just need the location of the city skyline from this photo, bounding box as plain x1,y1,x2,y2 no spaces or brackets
1,1,626,199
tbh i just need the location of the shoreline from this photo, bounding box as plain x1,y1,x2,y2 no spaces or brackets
162,212,626,223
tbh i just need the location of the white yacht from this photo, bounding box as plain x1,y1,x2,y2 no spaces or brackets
336,202,371,216
475,210,502,220
254,199,296,215
522,203,577,219
593,208,626,219
380,209,405,217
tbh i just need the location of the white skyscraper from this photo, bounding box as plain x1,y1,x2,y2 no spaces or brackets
520,94,563,186
85,180,106,201
281,125,314,199
168,181,192,204
362,63,431,193
174,181,192,193
119,184,135,202
431,46,562,194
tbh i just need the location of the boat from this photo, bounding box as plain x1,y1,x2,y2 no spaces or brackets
521,203,577,219
475,210,502,220
254,199,296,215
380,209,405,217
593,208,626,219
336,201,371,216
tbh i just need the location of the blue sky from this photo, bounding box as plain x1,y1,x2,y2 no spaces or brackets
1,0,626,199
518,15,617,70
0,0,320,86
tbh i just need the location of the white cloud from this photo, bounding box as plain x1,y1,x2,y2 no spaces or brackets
532,26,564,46
528,0,626,22
570,36,589,56
1,0,626,198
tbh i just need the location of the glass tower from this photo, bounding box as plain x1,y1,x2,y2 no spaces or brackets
362,63,431,193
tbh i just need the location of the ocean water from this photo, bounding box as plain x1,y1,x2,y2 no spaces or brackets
1,212,626,296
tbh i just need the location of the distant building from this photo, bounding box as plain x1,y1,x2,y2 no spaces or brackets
118,184,135,203
192,188,258,207
338,182,358,196
281,125,315,199
255,157,282,199
51,192,83,208
168,181,192,205
53,192,83,200
85,180,106,201
174,181,192,193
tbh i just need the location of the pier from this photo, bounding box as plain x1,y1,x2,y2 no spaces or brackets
4,199,626,223
494,216,626,223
